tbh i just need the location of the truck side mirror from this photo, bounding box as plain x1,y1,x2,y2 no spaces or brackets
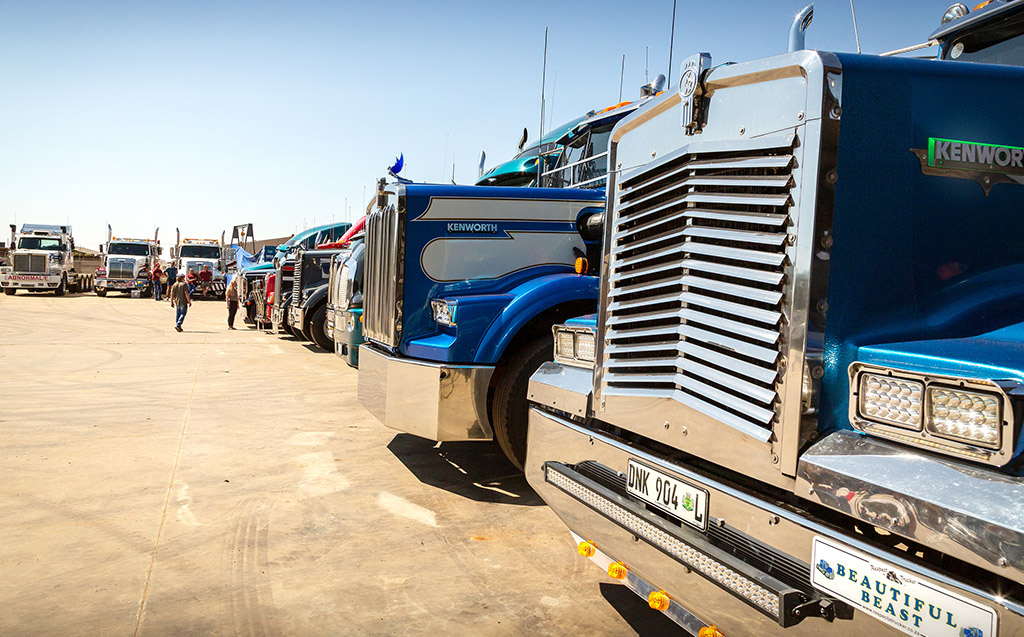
99,245,105,254
170,247,176,259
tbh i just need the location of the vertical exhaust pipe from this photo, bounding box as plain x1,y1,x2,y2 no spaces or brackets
107,224,112,243
789,3,814,52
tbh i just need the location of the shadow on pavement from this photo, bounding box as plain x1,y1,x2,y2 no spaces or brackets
599,583,691,636
301,343,331,354
387,433,542,506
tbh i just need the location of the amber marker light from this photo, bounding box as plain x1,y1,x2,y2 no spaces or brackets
648,590,671,611
698,627,724,637
607,562,627,580
574,257,588,274
577,541,596,557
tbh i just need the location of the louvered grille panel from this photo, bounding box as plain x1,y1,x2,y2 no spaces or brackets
602,140,796,435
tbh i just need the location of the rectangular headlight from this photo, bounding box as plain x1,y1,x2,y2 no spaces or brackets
858,373,923,430
430,299,456,326
556,330,576,359
927,386,1002,449
575,331,596,362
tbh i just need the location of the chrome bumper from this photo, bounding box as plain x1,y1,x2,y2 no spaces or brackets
525,398,1024,635
357,346,494,441
798,430,1024,583
287,304,303,330
0,273,60,288
325,306,336,340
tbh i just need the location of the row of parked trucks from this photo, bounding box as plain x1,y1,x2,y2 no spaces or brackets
2,223,235,298
7,3,1009,633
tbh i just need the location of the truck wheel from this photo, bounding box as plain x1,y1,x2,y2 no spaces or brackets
3,288,15,296
309,305,332,351
54,276,67,297
95,288,106,297
492,335,553,472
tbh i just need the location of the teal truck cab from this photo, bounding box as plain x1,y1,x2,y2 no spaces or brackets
524,7,1024,635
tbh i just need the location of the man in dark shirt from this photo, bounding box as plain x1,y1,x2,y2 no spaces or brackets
170,274,192,332
164,263,178,301
199,265,214,298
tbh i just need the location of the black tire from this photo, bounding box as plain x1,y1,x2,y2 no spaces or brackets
54,276,66,297
95,287,106,297
283,320,303,339
491,335,553,472
3,288,15,296
309,305,332,351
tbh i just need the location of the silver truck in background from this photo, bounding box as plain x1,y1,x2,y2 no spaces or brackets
94,225,160,297
0,224,92,296
171,229,228,299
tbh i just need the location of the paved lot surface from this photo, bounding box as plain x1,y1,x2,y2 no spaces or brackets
0,292,685,636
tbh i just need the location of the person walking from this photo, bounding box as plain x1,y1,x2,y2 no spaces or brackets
151,262,164,301
226,278,239,329
170,274,192,332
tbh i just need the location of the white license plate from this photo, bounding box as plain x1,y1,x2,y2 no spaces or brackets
811,537,996,637
626,459,709,531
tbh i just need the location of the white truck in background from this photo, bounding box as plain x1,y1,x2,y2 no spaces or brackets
171,229,228,299
94,225,160,297
0,224,92,296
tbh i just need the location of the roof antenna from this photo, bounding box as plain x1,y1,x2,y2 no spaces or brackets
850,0,862,53
618,54,625,102
667,0,678,87
645,46,649,85
539,27,548,152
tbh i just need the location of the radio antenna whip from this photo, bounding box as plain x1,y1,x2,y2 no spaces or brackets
850,0,862,53
618,54,625,102
539,27,548,152
667,0,677,87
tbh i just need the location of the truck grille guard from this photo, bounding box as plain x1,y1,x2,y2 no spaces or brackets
600,137,796,438
363,194,405,348
13,254,47,273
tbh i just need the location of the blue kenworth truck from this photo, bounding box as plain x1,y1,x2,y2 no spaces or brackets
524,9,1024,637
356,91,664,470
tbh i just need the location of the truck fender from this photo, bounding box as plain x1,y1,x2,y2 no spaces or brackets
475,274,599,365
301,284,329,312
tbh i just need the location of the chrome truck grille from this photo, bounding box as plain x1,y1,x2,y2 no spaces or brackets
13,254,46,273
108,260,135,279
363,198,404,347
601,139,796,437
291,250,303,301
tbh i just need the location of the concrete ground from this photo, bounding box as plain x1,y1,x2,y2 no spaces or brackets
0,291,686,636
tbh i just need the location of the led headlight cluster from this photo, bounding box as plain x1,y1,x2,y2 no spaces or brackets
553,324,596,368
850,363,1016,466
859,374,922,429
928,387,1001,448
430,298,456,327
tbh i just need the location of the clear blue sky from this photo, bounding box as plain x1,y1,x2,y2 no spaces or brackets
0,0,944,252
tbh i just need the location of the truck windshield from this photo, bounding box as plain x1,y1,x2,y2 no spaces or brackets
942,12,1024,66
108,243,149,256
18,237,61,251
180,245,220,259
